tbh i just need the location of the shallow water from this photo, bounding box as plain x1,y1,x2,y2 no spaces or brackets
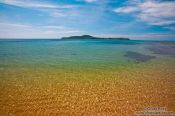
0,39,175,115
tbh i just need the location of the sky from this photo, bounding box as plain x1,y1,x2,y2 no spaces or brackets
0,0,175,40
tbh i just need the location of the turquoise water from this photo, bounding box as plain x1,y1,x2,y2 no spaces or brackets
0,39,175,69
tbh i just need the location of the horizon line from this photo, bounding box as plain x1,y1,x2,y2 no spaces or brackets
1,38,175,42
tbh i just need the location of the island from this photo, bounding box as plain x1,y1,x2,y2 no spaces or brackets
61,35,130,40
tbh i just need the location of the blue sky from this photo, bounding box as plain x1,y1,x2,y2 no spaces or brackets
0,0,175,40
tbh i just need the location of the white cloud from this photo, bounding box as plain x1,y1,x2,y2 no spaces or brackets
0,22,82,38
0,0,77,9
43,30,80,35
0,22,31,28
113,0,175,26
84,0,97,3
0,0,79,18
50,12,67,17
113,6,138,13
43,26,65,29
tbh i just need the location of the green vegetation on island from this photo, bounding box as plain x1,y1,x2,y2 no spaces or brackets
61,35,130,40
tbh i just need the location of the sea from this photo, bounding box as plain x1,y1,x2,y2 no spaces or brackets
0,39,175,115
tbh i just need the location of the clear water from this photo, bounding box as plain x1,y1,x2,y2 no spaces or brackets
1,39,174,69
0,39,175,115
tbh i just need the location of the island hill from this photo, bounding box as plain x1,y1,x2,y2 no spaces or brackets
61,35,130,40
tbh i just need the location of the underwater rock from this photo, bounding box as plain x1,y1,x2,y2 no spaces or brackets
124,51,156,63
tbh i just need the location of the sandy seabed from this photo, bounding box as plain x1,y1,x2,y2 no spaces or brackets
0,60,175,116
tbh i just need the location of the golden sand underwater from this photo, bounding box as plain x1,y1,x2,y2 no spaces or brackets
0,59,175,116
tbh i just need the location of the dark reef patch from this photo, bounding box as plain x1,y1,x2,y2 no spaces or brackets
124,51,156,63
148,43,175,56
